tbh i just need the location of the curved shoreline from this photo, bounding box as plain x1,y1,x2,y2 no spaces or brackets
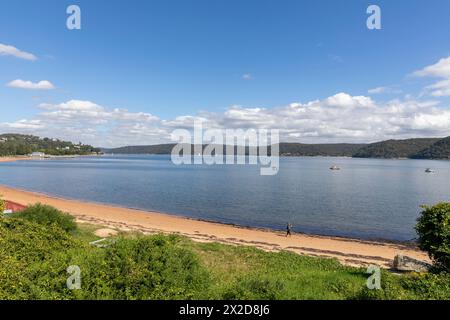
0,184,430,268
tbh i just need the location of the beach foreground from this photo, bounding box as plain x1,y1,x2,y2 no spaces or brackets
0,185,430,268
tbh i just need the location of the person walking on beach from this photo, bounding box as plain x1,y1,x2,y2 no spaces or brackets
286,223,293,237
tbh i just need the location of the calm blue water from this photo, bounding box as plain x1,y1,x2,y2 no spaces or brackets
1,155,449,241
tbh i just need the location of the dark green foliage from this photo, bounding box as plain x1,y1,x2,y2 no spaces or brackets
401,272,450,299
102,143,366,157
0,217,80,299
352,270,450,300
0,217,209,300
101,137,450,159
13,203,77,233
412,136,450,159
278,143,366,157
352,138,441,159
222,277,285,300
0,133,99,156
415,203,450,271
78,236,210,299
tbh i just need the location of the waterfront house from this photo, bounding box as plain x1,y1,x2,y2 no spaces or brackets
30,152,45,158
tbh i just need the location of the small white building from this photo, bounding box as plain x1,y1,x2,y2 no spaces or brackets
30,152,46,158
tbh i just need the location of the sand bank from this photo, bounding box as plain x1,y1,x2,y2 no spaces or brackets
0,185,430,268
0,157,30,163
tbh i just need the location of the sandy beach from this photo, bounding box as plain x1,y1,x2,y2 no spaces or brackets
0,156,30,163
0,184,430,268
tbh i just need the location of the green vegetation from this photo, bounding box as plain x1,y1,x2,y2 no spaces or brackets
278,143,365,157
0,134,99,156
0,204,449,300
0,199,5,213
102,143,365,157
101,137,450,159
416,203,450,272
352,138,441,159
13,203,77,233
412,137,450,159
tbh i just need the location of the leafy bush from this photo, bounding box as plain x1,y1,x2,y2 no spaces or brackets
0,216,210,300
401,272,450,300
0,216,80,299
415,203,450,271
75,235,210,300
352,270,450,300
13,203,77,233
222,277,285,300
0,198,5,213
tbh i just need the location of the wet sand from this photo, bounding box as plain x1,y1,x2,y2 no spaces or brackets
0,185,430,268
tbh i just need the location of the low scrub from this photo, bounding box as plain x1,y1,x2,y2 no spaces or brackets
13,203,77,233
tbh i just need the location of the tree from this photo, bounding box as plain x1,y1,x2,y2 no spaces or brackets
0,198,5,213
415,203,450,271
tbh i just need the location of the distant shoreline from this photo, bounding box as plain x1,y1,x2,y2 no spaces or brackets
0,154,100,163
0,156,30,163
0,184,429,268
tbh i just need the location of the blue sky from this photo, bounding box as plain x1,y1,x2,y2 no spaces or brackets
1,0,450,147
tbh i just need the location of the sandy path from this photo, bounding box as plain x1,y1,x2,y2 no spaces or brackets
0,185,430,268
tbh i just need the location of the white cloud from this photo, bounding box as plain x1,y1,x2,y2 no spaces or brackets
7,79,55,90
414,56,450,78
425,79,450,97
368,86,402,95
242,74,253,80
415,56,450,96
0,43,37,61
1,93,450,147
2,119,45,130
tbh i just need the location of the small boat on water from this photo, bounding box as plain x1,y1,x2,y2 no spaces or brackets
330,165,341,171
425,168,435,173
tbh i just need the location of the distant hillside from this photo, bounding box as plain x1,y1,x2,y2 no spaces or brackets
0,134,99,156
411,137,450,159
279,143,366,157
352,138,441,159
101,144,177,155
102,143,367,157
102,137,450,160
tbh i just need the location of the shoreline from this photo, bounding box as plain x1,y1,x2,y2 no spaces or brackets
0,156,31,163
0,184,430,268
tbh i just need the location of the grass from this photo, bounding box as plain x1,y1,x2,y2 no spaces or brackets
1,210,449,300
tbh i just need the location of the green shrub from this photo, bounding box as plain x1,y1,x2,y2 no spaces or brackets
0,217,211,300
81,235,210,300
14,203,77,233
222,277,285,300
401,272,450,300
0,216,81,299
0,198,5,213
415,203,450,271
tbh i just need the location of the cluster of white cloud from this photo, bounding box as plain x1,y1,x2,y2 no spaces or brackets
7,79,55,90
0,43,37,61
415,56,450,97
1,92,450,148
1,43,56,91
2,41,450,147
